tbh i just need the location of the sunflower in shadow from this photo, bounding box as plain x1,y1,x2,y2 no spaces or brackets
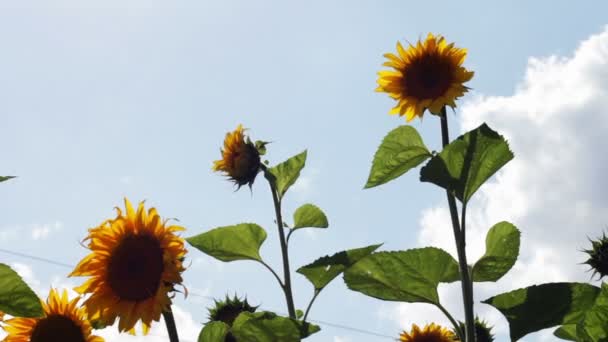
70,198,187,334
0,288,104,342
377,33,474,122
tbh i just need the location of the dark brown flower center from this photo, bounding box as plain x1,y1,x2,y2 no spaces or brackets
30,315,86,342
404,53,454,100
107,233,164,301
228,143,261,187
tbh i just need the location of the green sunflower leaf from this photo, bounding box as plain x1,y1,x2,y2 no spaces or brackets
343,247,460,304
482,282,600,341
472,221,520,282
297,244,382,290
292,204,328,230
0,263,44,318
420,123,514,203
198,321,231,342
268,150,307,199
554,325,578,341
365,126,431,189
186,223,266,262
0,176,16,183
576,283,608,342
232,311,320,341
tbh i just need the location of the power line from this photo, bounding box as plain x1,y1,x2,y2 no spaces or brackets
0,248,395,340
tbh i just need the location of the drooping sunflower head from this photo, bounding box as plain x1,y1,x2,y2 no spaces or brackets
399,323,455,342
213,124,263,189
583,232,608,279
0,288,104,342
377,33,474,122
70,198,187,334
452,318,495,342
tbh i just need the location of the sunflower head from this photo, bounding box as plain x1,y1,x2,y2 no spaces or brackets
70,198,187,334
399,323,455,342
213,124,263,189
0,288,104,342
583,232,608,279
206,295,257,342
376,33,474,122
207,294,258,326
452,318,495,342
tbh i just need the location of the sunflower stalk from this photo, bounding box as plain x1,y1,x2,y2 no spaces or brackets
263,167,297,319
162,308,180,342
440,108,476,342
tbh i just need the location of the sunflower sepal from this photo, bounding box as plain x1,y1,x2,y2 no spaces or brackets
452,317,495,342
365,125,432,189
419,123,513,203
254,140,270,156
583,231,608,279
0,176,16,183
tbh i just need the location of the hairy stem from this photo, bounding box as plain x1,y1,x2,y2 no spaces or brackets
162,308,180,342
440,108,475,342
263,167,297,319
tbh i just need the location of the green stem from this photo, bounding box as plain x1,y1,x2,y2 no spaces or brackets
162,308,180,342
263,167,297,319
259,260,285,288
440,108,475,342
302,289,321,323
436,303,463,341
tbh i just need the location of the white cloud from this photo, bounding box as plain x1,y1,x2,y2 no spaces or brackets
392,26,608,341
0,263,202,342
333,336,353,342
97,304,201,342
31,221,63,240
0,225,18,242
290,166,321,199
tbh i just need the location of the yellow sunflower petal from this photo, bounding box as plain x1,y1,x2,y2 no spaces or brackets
70,199,187,334
376,33,474,122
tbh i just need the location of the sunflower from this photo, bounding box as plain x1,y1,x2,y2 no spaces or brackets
70,198,187,334
376,33,474,122
399,323,455,342
0,288,104,342
213,124,262,188
583,231,608,279
452,318,495,342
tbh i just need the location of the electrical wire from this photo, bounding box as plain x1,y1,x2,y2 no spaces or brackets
0,248,395,340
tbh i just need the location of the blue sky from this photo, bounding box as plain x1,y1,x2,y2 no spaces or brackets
2,1,608,341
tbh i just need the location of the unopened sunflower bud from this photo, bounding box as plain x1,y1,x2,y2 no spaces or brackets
583,232,608,279
452,317,495,342
207,295,258,342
